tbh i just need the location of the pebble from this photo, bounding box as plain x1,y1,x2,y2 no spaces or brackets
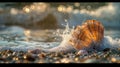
103,48,110,52
60,58,71,63
74,57,79,61
83,58,96,63
111,57,117,62
0,48,119,63
54,61,60,63
23,55,27,59
38,53,45,58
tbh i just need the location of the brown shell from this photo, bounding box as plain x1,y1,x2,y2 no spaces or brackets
69,20,104,50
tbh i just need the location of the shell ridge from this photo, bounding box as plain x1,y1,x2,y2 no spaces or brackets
69,20,104,50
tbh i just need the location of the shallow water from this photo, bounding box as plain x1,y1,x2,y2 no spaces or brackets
0,2,120,51
0,26,120,51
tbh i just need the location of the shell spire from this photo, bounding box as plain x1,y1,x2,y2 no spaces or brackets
69,20,104,50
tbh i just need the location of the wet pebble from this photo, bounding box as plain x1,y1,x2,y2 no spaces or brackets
74,57,79,61
111,57,117,62
60,58,71,63
0,48,119,63
83,58,97,63
103,48,110,52
25,53,36,61
38,53,46,58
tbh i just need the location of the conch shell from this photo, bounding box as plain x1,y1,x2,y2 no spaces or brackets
69,20,104,50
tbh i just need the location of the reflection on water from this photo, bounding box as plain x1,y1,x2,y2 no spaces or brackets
24,29,61,42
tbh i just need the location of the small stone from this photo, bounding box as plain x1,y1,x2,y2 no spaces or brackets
7,54,11,57
30,49,41,54
13,57,16,60
12,52,16,56
103,48,110,52
60,58,71,63
103,55,107,58
23,55,27,59
53,57,59,60
83,58,96,63
49,59,53,62
38,53,46,58
77,50,88,56
15,57,19,61
93,53,97,57
26,54,35,61
54,61,60,63
75,57,79,61
111,57,117,62
97,52,102,55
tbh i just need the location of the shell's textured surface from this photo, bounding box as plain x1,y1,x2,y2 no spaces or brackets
69,20,104,50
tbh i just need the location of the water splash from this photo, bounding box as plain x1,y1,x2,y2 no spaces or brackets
47,20,76,52
55,20,120,51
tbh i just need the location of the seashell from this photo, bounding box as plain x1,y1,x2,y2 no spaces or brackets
69,20,104,50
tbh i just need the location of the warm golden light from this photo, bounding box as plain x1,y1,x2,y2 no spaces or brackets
66,6,73,13
24,30,31,36
24,29,31,41
70,20,104,50
57,5,66,12
23,7,30,13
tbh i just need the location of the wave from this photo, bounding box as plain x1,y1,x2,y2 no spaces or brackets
0,3,120,29
64,3,120,29
0,35,119,52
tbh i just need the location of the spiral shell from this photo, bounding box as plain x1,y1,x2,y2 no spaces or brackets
69,20,104,50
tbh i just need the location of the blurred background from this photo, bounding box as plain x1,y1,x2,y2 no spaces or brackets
0,2,120,29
